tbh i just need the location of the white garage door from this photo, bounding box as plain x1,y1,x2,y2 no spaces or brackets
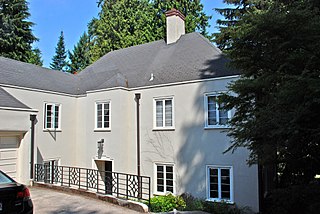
0,136,19,179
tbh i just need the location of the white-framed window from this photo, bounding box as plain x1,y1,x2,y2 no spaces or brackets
206,165,233,202
153,97,174,129
155,163,175,194
204,93,231,128
95,101,111,130
44,103,61,130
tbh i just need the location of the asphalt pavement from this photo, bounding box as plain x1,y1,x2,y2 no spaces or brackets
30,186,141,214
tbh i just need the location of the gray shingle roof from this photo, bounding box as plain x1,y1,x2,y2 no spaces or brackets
0,87,30,109
0,32,238,96
78,32,238,91
0,57,83,94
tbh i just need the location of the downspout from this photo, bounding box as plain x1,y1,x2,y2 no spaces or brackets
135,93,141,198
30,114,37,181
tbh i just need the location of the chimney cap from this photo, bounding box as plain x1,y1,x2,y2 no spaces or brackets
165,8,185,21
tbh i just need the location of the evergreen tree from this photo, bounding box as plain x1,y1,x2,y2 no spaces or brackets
88,0,157,62
50,31,68,71
88,0,210,62
68,32,91,73
216,0,320,186
0,0,38,62
152,0,211,40
27,48,43,66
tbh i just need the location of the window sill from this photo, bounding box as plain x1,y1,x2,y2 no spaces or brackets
206,198,234,204
154,191,175,196
153,127,175,131
43,129,62,132
204,125,230,130
94,129,111,132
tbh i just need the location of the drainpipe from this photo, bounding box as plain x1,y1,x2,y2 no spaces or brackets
135,93,141,198
30,114,37,180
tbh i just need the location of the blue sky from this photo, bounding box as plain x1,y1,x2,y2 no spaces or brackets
28,0,227,67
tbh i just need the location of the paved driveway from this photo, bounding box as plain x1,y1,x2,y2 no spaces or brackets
30,187,141,214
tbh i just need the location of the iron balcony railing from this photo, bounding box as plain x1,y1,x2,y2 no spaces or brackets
34,164,151,205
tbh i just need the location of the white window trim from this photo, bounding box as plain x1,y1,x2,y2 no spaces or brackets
154,162,176,195
204,93,231,129
206,165,234,203
153,97,175,130
43,102,61,131
94,100,111,131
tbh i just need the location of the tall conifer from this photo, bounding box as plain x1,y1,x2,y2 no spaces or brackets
50,31,68,71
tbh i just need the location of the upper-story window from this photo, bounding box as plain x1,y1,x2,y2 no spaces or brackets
205,94,231,128
44,103,61,130
154,97,174,129
95,101,110,130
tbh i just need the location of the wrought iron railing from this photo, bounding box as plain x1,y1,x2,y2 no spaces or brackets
34,164,151,205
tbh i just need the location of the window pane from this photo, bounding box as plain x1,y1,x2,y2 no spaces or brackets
157,165,164,172
166,166,173,172
46,105,52,128
221,191,230,199
156,101,163,127
157,185,164,192
208,111,217,125
166,186,173,193
210,190,218,198
54,105,59,128
165,100,172,126
221,169,230,177
97,104,102,128
219,102,228,125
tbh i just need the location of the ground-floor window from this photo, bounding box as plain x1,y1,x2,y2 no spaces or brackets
207,165,233,202
155,163,174,194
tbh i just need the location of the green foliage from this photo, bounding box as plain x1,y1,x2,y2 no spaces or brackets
202,201,251,214
88,0,210,62
88,0,157,62
50,31,68,71
0,0,39,63
27,47,43,66
180,193,251,214
216,0,320,186
68,32,91,73
152,0,211,39
150,194,186,212
264,184,320,214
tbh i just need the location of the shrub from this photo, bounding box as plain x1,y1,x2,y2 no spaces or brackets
264,184,320,214
180,193,252,214
150,193,186,212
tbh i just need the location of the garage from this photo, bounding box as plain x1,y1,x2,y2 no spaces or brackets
0,136,19,179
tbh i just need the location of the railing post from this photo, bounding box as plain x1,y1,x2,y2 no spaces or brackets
61,166,64,186
86,169,88,190
79,168,81,189
117,173,119,198
149,177,151,207
51,165,54,184
97,170,99,193
126,174,129,199
68,167,71,187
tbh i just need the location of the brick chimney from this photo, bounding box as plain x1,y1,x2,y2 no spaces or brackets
165,9,185,45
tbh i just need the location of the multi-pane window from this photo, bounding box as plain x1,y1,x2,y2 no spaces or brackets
205,94,230,127
96,102,110,129
154,98,173,128
207,166,233,202
44,103,60,129
156,164,174,193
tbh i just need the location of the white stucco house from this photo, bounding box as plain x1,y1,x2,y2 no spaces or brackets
0,9,259,212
